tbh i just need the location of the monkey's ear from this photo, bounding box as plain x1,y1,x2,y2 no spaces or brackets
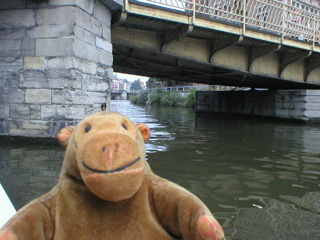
57,126,75,147
136,123,150,143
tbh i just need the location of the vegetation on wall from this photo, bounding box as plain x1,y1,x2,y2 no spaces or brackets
129,88,196,108
129,90,148,105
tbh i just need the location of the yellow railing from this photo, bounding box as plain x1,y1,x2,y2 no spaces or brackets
131,0,320,45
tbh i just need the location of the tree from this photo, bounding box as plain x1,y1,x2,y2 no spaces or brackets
130,80,142,91
146,78,162,89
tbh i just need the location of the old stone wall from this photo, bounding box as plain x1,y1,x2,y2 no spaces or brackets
0,0,121,138
196,90,320,122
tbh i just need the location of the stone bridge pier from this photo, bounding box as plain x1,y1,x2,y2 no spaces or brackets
0,0,122,139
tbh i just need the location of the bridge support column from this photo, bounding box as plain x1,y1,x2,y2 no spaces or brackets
196,90,320,122
0,0,122,139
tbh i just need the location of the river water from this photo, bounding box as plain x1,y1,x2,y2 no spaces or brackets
1,100,320,239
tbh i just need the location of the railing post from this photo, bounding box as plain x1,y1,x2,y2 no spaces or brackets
192,0,196,24
242,0,246,35
124,0,129,11
281,1,286,44
312,15,317,50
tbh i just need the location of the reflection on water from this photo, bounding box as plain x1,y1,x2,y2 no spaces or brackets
111,101,174,154
281,192,320,214
233,197,320,240
0,146,64,209
1,100,320,239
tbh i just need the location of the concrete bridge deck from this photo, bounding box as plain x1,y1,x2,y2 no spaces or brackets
112,0,320,89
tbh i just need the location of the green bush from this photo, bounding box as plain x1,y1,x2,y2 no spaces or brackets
130,88,197,108
129,90,148,105
187,89,196,107
138,90,148,104
148,88,163,105
160,91,176,106
176,94,188,107
129,94,139,104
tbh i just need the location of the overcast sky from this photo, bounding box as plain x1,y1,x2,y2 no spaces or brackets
115,72,149,83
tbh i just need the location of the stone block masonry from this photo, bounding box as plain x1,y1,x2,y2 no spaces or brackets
0,0,123,139
196,90,320,122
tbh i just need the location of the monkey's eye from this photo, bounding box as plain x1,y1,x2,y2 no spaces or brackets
85,125,91,132
122,123,128,130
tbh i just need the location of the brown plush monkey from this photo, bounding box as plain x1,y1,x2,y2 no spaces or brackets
0,111,225,240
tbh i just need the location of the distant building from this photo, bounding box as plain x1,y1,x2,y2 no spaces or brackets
126,81,132,92
111,78,121,92
113,75,143,93
112,76,126,92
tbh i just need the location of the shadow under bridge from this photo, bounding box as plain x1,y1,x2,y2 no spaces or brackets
111,0,320,89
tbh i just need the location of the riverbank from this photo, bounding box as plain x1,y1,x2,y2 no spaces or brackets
129,88,196,107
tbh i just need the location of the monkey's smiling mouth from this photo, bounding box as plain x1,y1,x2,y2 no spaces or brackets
82,157,141,174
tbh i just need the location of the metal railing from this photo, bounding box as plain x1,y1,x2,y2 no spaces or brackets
134,85,257,93
147,85,208,92
132,0,320,46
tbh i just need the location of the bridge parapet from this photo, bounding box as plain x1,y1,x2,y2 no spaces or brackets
130,0,320,47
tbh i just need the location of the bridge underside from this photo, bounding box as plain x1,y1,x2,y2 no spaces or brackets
111,2,320,89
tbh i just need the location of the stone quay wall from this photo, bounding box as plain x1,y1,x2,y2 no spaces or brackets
0,0,121,138
196,90,320,122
